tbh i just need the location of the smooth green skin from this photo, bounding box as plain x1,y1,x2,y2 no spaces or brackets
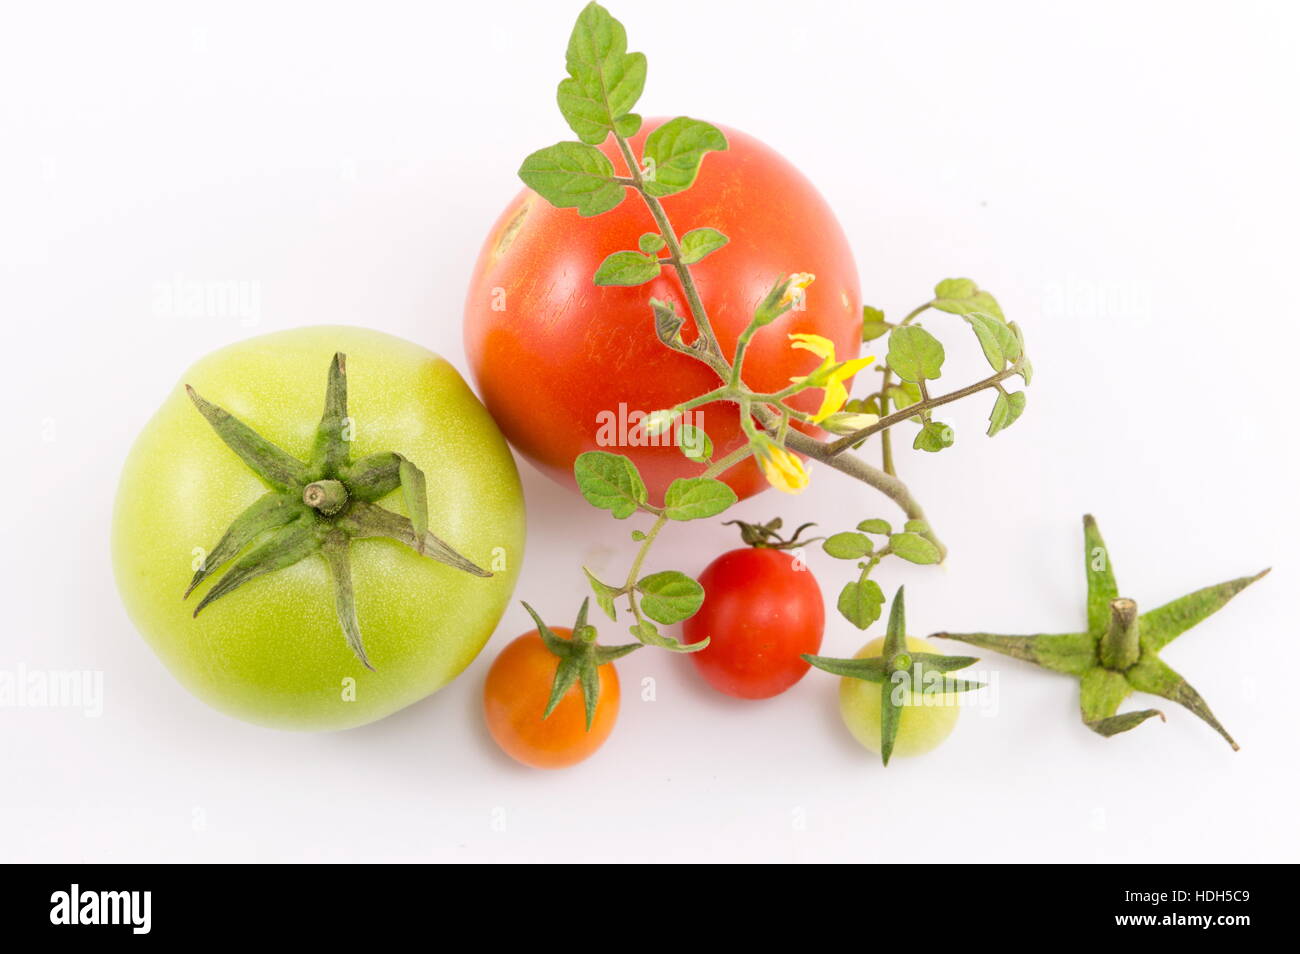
112,326,526,731
838,636,961,759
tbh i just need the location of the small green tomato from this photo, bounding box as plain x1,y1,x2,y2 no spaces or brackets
838,635,962,760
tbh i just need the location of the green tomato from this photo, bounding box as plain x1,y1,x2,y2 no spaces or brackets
838,635,961,759
112,326,525,731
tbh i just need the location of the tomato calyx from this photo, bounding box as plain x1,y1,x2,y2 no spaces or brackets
933,515,1269,750
805,586,983,765
182,352,491,671
722,517,820,551
521,599,640,729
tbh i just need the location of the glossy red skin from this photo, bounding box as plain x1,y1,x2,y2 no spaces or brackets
463,120,862,502
682,547,825,699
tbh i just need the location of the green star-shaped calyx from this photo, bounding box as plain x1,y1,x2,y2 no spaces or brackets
933,515,1268,749
804,586,984,765
183,353,491,670
522,599,640,728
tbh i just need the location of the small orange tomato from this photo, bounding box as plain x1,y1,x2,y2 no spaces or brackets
483,627,620,769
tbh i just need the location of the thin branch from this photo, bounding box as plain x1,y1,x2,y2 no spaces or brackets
824,366,1021,456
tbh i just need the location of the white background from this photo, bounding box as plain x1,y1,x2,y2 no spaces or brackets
2,0,1297,863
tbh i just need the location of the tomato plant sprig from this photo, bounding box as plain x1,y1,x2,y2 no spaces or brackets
932,515,1268,748
515,2,1035,711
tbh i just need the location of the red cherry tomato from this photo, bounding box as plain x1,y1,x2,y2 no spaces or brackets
682,547,825,699
464,119,862,502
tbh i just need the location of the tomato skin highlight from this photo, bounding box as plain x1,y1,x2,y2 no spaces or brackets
483,629,620,769
464,119,862,503
112,326,526,731
838,636,962,759
682,548,825,699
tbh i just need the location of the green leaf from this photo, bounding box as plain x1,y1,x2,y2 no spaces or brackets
630,530,647,541
678,227,729,264
861,306,892,342
932,278,1005,321
904,519,929,534
677,423,712,462
823,532,873,560
574,451,647,518
886,325,945,382
642,117,728,197
890,532,942,564
593,250,661,286
1017,356,1034,386
629,617,704,653
518,141,625,216
857,518,891,535
837,578,886,629
934,277,977,300
583,566,621,621
638,232,665,254
662,477,736,521
986,390,1026,436
965,312,1021,371
556,2,646,145
913,420,955,452
637,570,705,624
886,383,922,419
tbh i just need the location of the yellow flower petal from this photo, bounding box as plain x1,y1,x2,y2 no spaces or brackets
755,440,810,494
788,332,835,360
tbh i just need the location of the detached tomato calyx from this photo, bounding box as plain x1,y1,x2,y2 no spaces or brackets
183,352,491,671
933,515,1269,750
521,599,640,730
805,586,983,766
721,517,820,551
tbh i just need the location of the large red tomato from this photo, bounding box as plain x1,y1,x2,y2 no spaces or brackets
463,120,862,502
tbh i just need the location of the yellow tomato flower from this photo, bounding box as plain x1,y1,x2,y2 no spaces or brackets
787,334,875,423
753,438,810,494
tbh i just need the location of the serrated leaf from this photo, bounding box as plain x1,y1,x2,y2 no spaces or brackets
594,249,661,286
642,117,727,197
583,566,620,621
933,278,1005,321
886,325,945,382
823,532,873,560
556,2,646,145
1017,357,1034,386
637,570,705,624
678,227,728,264
857,518,891,535
677,423,712,462
838,578,886,629
987,390,1027,436
629,617,704,652
862,318,893,341
886,383,922,419
964,312,1020,371
913,420,955,452
519,141,625,216
574,451,647,518
890,532,942,564
662,477,737,521
934,278,977,300
638,232,665,254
